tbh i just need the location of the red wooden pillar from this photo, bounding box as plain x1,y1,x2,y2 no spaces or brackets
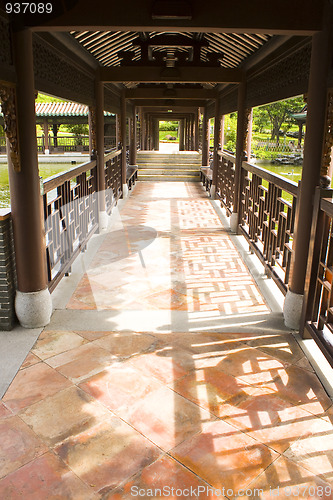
8,28,51,328
284,5,333,330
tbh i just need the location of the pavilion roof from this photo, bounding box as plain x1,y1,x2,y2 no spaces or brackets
35,102,114,117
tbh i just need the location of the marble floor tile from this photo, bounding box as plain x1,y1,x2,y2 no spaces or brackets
124,385,216,451
238,455,333,499
19,352,41,370
79,363,162,415
55,417,162,496
2,362,72,413
0,416,48,479
106,455,221,500
92,331,160,359
45,342,116,383
245,333,304,365
31,329,88,360
0,452,96,499
171,418,279,493
20,386,112,447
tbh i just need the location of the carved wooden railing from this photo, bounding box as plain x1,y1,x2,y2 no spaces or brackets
302,188,333,367
43,150,123,291
104,150,122,214
239,161,298,294
216,151,235,215
43,159,99,291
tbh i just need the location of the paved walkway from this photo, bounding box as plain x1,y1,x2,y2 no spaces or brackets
1,181,333,499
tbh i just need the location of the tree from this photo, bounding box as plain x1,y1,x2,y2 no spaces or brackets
256,96,304,144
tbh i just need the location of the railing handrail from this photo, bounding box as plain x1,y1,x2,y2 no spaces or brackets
42,149,122,193
104,149,122,162
321,194,333,217
43,159,97,193
242,160,298,196
218,151,236,163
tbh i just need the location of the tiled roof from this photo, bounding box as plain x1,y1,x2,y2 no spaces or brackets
35,102,114,117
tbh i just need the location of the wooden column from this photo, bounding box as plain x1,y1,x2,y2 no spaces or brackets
115,113,120,148
43,119,49,153
194,109,199,151
88,107,97,158
129,106,137,165
284,4,333,329
153,118,159,150
179,119,184,151
212,99,221,195
289,18,333,296
233,80,247,229
6,28,51,327
220,114,225,151
95,79,105,212
121,91,127,190
246,108,253,160
201,107,210,166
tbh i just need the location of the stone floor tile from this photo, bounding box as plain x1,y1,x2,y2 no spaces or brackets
260,364,333,416
124,385,215,451
19,386,112,447
2,362,72,413
45,342,116,383
54,417,162,496
221,392,331,453
171,418,279,493
105,455,222,499
19,352,41,370
0,452,97,499
283,417,333,479
0,416,48,479
31,329,88,360
92,331,160,359
237,455,333,499
128,345,197,384
172,367,258,418
0,402,12,419
245,333,304,365
79,363,162,415
212,346,288,386
75,330,112,341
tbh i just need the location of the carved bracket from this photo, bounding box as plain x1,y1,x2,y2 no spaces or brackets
0,84,20,172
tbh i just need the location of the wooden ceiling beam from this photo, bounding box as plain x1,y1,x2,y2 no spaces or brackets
100,66,243,83
130,99,207,106
27,0,323,35
125,88,217,98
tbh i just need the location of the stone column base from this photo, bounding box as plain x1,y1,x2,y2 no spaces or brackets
98,211,109,233
283,289,304,330
210,185,216,199
15,288,52,328
122,184,129,198
230,212,239,233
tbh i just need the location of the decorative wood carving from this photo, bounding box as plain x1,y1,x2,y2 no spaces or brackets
320,91,333,187
0,85,20,172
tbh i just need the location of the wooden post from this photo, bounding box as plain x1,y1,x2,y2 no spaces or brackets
179,119,184,151
211,98,221,198
121,90,127,194
201,106,210,166
194,108,199,151
129,106,137,165
232,80,247,231
43,119,49,153
220,114,225,151
95,78,106,226
7,28,51,327
284,3,333,330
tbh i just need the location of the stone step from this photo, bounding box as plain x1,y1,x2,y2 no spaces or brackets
138,174,200,182
138,168,200,176
138,163,201,171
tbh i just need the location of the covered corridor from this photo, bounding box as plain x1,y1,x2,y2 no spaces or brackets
1,180,333,498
